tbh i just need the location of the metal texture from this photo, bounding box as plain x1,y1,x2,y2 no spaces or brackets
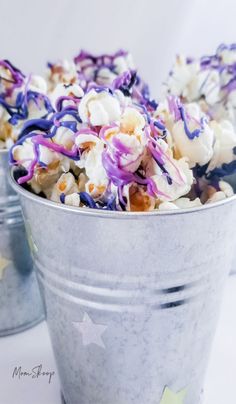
224,174,236,274
0,151,44,336
10,167,236,404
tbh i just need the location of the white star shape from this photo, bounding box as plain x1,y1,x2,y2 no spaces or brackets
0,254,11,280
73,313,107,349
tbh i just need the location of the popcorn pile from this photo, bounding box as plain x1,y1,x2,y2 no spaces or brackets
47,49,135,91
165,43,236,125
47,50,155,110
10,47,236,211
0,60,53,149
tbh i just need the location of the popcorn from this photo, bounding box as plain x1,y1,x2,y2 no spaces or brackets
29,75,48,94
10,49,236,211
50,172,79,203
46,60,78,91
78,89,121,126
0,60,53,150
124,183,156,212
199,179,234,204
155,95,236,182
12,138,35,167
166,55,221,106
164,44,236,125
171,103,215,167
64,192,81,207
74,50,135,87
158,201,179,210
76,135,108,199
148,155,193,202
47,50,154,111
219,180,234,197
159,197,202,210
50,82,84,110
101,107,146,173
207,120,236,171
174,197,202,209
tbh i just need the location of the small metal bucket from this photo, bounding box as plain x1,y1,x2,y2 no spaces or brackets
224,174,236,274
10,168,236,404
0,151,44,336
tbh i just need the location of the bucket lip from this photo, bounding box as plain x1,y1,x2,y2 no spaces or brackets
0,148,8,152
9,166,236,218
0,148,8,156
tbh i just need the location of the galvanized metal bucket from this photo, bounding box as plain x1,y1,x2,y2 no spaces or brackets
230,249,236,274
224,174,236,274
10,168,236,404
0,151,44,336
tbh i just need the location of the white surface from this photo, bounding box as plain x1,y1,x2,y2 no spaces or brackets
0,0,192,94
0,0,236,95
0,277,236,404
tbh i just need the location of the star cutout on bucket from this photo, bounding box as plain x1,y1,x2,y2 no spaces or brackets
160,386,186,404
0,254,11,280
73,313,107,349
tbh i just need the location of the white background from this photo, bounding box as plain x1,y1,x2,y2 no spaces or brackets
1,1,236,403
1,0,236,95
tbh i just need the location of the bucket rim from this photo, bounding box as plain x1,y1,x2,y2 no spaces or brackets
9,166,236,218
0,148,8,156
